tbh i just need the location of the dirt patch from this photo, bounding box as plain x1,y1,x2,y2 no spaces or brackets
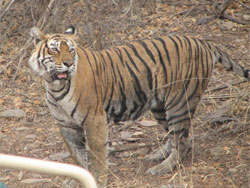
0,0,249,187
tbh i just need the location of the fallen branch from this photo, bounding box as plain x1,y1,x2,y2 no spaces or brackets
222,13,250,25
197,0,250,25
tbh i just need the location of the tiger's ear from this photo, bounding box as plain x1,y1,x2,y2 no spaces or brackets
30,27,46,45
64,25,77,35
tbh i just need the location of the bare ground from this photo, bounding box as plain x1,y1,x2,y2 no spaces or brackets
0,0,249,188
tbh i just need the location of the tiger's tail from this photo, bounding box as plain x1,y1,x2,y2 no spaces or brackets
213,46,250,79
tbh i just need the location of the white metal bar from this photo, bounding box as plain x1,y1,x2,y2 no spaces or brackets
0,153,97,188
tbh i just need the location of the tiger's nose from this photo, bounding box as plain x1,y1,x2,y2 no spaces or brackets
63,61,73,67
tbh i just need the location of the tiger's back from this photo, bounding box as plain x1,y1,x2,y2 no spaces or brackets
29,27,250,186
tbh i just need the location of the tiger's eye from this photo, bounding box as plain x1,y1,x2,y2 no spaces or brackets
48,48,57,54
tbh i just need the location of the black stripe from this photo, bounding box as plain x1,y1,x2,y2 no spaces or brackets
36,44,43,68
154,117,167,121
184,37,194,80
151,108,165,113
81,108,90,126
123,47,140,72
202,41,210,78
182,37,193,85
99,52,107,66
215,46,223,57
70,94,82,118
99,52,107,71
54,116,65,123
126,62,147,103
168,36,180,63
40,57,48,71
206,42,212,50
113,83,128,122
175,36,183,48
194,39,204,77
47,91,55,99
151,40,167,84
104,81,114,112
43,42,48,58
46,98,57,107
168,36,180,83
105,50,118,83
168,108,195,122
127,44,153,90
186,80,200,103
137,40,156,64
165,93,178,111
37,45,41,60
130,101,141,120
116,64,125,89
53,35,62,38
54,80,71,101
114,48,126,67
50,85,65,92
91,51,100,77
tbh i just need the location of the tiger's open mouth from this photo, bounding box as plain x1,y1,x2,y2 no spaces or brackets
54,71,69,80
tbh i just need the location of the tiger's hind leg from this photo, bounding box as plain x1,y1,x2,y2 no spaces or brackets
147,84,202,175
147,125,191,175
147,109,192,175
145,110,172,162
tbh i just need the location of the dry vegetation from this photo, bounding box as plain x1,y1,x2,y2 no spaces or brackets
0,0,249,187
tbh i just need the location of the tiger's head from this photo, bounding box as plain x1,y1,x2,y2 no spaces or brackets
29,26,78,82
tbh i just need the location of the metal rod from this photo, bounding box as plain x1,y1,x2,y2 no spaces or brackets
0,153,97,188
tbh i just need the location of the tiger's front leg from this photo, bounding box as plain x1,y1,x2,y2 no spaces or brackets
85,110,109,187
147,126,191,175
59,126,88,169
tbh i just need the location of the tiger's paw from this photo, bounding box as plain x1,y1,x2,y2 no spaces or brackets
145,139,172,162
147,136,191,176
147,149,177,176
145,150,166,162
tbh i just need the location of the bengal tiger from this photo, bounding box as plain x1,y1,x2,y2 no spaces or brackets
29,26,249,187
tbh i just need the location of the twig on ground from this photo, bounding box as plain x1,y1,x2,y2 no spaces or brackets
206,79,247,93
232,0,250,10
222,13,250,25
0,0,16,21
203,94,243,100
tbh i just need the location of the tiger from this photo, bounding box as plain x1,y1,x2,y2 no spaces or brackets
28,25,250,187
